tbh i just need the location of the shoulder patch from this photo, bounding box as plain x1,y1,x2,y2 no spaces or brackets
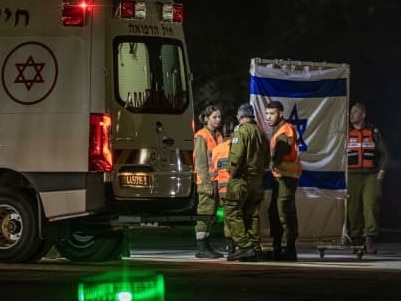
232,137,239,144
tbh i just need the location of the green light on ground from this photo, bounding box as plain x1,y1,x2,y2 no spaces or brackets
216,206,224,223
78,271,164,301
117,292,132,301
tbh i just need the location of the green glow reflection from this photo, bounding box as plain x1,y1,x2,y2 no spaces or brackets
77,271,164,301
216,206,224,223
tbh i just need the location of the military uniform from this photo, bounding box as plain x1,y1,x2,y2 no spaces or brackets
193,127,223,258
347,124,388,249
224,118,270,260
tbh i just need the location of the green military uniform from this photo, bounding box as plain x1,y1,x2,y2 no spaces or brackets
224,119,270,251
194,134,220,235
347,125,389,244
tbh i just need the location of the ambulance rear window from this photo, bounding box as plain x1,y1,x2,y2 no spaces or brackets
113,37,189,114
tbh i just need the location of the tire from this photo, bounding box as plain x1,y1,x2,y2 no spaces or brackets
27,239,55,262
54,230,124,262
0,189,44,263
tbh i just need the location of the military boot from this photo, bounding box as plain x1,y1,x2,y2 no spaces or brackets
227,247,255,261
195,239,222,259
226,237,236,256
364,236,378,255
271,238,283,261
205,238,224,258
281,239,297,261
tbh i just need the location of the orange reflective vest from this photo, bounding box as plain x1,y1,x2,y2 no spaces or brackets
348,127,376,169
212,138,231,199
194,128,223,184
270,122,301,179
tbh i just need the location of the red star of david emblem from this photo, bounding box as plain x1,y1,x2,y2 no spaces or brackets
14,55,45,90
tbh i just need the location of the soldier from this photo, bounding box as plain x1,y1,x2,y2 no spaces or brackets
211,117,237,255
193,105,224,259
347,102,388,254
265,101,301,261
224,103,270,261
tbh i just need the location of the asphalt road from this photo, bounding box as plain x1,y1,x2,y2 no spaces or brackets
1,226,401,301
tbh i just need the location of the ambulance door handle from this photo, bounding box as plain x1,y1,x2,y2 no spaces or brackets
155,121,163,133
162,137,174,147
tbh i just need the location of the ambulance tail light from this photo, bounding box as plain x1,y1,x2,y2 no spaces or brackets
119,1,147,19
89,114,113,172
62,2,89,26
162,3,183,23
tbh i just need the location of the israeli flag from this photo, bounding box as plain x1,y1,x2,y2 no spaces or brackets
250,58,350,239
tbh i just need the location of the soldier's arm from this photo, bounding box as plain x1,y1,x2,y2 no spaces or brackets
373,128,389,179
228,131,245,178
194,136,210,184
272,134,291,166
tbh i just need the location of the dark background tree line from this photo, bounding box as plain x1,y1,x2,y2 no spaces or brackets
181,0,401,160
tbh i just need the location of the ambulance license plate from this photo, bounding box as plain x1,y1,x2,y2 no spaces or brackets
120,174,150,188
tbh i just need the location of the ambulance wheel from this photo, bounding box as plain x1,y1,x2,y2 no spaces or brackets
27,239,55,262
54,230,124,262
0,188,45,263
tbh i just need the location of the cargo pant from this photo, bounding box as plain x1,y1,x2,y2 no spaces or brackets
268,177,299,244
347,172,381,240
195,181,220,235
224,177,264,249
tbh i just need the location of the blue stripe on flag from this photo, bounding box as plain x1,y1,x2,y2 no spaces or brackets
263,170,346,190
250,75,347,98
299,170,346,189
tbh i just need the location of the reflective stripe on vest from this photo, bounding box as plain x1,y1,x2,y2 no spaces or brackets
270,122,301,178
348,127,376,168
194,128,223,184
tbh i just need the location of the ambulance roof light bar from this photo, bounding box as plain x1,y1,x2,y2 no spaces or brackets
118,1,147,19
162,3,183,23
62,1,89,26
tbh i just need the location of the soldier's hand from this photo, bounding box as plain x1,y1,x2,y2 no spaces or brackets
205,183,214,196
198,183,214,196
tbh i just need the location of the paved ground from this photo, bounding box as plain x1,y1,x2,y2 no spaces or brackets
2,226,401,301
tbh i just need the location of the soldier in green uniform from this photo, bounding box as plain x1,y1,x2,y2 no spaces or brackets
347,102,389,254
224,103,270,261
266,101,301,261
193,105,223,259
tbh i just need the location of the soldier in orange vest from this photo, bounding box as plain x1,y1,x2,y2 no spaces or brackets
347,102,388,254
193,105,223,258
212,131,235,255
265,101,301,261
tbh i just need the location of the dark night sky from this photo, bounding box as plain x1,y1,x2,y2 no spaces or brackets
180,0,401,161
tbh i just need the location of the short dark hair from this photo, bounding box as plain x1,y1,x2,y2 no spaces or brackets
237,103,255,118
266,101,284,112
351,102,366,114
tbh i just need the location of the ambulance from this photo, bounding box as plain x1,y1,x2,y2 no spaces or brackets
0,0,195,262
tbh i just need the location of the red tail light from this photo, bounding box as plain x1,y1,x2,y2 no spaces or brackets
120,1,134,18
89,113,113,172
62,2,88,26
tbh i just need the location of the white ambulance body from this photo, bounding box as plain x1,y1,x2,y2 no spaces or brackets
0,0,195,262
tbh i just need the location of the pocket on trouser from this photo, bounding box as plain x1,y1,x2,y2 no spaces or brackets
226,178,248,202
197,183,213,194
